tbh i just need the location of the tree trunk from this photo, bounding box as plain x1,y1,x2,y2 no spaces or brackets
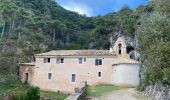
17,32,21,43
11,20,15,30
8,21,13,38
1,22,5,37
53,29,56,47
17,20,22,43
66,32,70,46
18,20,21,34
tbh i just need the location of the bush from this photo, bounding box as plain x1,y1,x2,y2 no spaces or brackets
10,91,26,100
136,6,170,89
26,87,40,100
10,86,40,100
3,74,18,85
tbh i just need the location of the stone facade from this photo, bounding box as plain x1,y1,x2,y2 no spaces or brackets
20,36,140,93
145,83,170,100
20,63,35,85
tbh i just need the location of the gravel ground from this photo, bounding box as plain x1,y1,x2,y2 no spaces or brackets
88,88,147,100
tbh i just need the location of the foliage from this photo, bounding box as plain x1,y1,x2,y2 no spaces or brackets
0,75,19,95
136,0,170,90
0,0,144,78
0,84,17,94
25,87,40,100
11,86,40,100
86,85,126,96
0,0,165,91
11,90,27,100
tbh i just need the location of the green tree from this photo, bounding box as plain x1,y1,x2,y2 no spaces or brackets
136,12,170,89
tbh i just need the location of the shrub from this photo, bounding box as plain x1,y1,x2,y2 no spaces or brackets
10,91,26,100
25,87,40,100
10,86,40,100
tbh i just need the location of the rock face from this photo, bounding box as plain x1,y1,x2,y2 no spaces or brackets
110,31,136,47
145,83,170,100
110,32,140,61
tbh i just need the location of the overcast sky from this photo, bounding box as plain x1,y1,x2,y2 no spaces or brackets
56,0,148,17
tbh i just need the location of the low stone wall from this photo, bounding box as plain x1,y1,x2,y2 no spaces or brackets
145,83,170,100
40,96,60,100
65,81,87,100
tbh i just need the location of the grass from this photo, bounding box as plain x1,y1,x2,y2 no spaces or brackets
0,84,17,94
0,83,68,100
40,91,68,100
86,84,126,96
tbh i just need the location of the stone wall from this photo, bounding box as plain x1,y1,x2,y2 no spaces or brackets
145,83,170,100
65,81,87,100
40,96,60,100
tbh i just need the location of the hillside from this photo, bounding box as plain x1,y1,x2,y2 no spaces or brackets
0,0,146,74
0,0,169,97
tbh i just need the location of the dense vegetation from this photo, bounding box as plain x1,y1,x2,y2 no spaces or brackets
10,86,40,100
0,0,169,93
0,0,145,76
136,0,170,90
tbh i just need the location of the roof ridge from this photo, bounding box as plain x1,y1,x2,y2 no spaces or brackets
36,49,114,56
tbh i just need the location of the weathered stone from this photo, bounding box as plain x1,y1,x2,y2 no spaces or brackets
65,82,87,100
145,83,170,100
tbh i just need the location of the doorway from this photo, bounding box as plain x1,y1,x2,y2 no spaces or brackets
24,73,28,84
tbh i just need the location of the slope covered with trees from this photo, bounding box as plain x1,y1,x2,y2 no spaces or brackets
136,0,170,89
0,0,145,75
0,0,169,92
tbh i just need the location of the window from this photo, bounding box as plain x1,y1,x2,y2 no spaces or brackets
95,59,102,66
98,72,102,78
118,43,122,55
79,58,83,64
84,58,86,62
48,73,52,80
61,58,64,63
44,58,50,63
57,58,64,64
71,74,76,82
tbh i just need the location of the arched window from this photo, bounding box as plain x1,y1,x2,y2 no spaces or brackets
118,43,122,55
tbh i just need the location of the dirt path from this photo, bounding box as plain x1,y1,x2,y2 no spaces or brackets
89,88,147,100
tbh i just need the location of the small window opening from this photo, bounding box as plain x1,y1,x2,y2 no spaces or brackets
60,58,64,63
79,58,83,64
98,72,102,77
57,58,64,64
47,58,50,63
95,59,102,66
118,43,122,55
48,73,52,80
84,58,86,62
71,74,76,82
44,58,50,63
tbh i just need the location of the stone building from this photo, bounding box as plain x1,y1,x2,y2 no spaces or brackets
20,36,140,93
